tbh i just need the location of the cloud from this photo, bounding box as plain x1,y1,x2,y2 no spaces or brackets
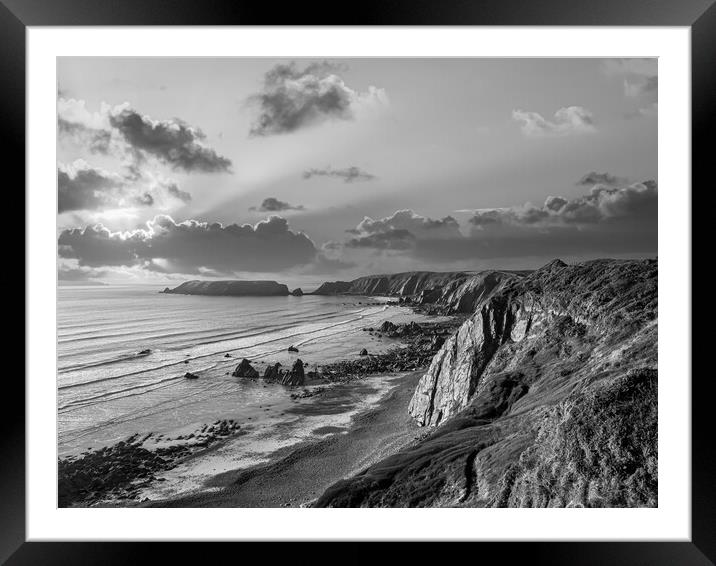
625,102,658,120
302,166,376,183
58,160,191,213
345,229,416,250
577,171,628,187
329,209,462,252
58,214,321,274
250,197,305,212
248,62,387,136
108,107,232,173
355,209,463,240
329,182,657,265
167,184,192,203
58,98,232,173
604,58,658,98
512,106,596,137
467,181,657,228
58,161,128,213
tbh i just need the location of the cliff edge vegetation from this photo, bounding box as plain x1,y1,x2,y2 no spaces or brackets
315,259,657,508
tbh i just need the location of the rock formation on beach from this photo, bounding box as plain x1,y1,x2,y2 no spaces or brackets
315,258,658,508
163,280,290,296
261,359,305,386
232,359,260,379
290,288,304,296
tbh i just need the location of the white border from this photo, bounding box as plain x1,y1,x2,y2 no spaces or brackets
27,27,691,541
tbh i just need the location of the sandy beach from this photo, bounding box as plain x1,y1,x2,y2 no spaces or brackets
147,370,424,507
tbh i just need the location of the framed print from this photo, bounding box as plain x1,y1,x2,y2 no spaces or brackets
7,0,712,563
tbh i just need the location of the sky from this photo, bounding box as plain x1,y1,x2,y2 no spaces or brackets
57,57,657,286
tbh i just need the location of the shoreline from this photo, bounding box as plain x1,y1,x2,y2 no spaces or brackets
147,370,425,508
59,314,461,507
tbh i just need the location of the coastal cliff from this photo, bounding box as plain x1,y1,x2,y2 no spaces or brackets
315,258,658,508
313,270,520,314
163,280,290,296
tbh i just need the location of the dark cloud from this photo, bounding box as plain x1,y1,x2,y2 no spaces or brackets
108,108,232,173
330,182,657,263
249,197,304,212
512,106,596,137
577,172,628,187
356,209,462,240
345,229,416,250
468,181,657,228
58,215,320,274
58,161,192,213
57,98,231,173
248,62,386,136
302,166,376,183
58,162,127,213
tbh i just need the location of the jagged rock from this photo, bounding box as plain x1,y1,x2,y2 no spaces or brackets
184,372,199,379
288,345,299,353
380,321,398,333
279,359,305,386
290,288,304,296
359,348,368,356
224,353,232,357
263,362,282,381
232,359,259,379
400,321,422,335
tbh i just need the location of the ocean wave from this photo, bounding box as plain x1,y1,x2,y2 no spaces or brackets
58,305,385,391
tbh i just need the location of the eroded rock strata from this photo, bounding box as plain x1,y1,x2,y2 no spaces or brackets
315,259,657,508
312,270,519,314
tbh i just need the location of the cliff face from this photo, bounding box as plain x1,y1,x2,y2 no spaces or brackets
315,259,658,508
312,270,518,314
311,281,354,295
164,280,289,296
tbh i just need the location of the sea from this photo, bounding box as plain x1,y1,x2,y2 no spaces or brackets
57,284,430,466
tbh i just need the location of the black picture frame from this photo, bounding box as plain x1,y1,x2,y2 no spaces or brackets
6,0,710,563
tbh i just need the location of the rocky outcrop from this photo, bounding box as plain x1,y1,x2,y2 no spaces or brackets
263,363,282,381
163,280,289,296
408,295,523,426
290,288,304,296
261,360,305,386
280,359,305,386
315,259,658,508
232,359,259,379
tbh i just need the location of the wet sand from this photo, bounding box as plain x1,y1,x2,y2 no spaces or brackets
148,370,424,507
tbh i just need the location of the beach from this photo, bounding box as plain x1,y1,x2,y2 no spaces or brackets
147,370,424,507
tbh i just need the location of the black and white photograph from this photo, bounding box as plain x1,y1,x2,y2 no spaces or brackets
55,56,660,509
